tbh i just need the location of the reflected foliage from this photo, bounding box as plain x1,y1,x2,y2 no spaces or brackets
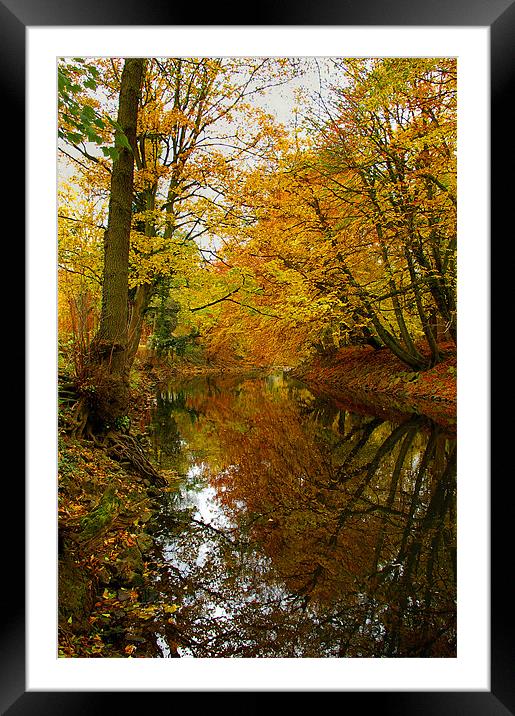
149,373,456,657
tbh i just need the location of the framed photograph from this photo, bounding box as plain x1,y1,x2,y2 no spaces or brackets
10,0,503,712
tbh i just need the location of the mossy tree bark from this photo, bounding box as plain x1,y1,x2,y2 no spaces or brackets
86,57,146,428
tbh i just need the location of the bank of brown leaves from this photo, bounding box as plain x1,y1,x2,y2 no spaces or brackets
57,424,169,657
296,342,457,431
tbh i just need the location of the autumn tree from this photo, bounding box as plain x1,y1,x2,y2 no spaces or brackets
304,58,457,367
59,57,303,379
59,57,146,431
207,58,457,370
58,181,104,374
122,57,298,369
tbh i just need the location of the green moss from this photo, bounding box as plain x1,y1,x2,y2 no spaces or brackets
79,484,121,541
58,557,96,632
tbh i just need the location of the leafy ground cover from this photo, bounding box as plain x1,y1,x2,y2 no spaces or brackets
58,380,178,657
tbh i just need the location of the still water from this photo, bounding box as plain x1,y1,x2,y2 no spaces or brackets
146,371,456,658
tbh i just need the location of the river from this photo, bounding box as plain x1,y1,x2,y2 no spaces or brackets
143,370,456,658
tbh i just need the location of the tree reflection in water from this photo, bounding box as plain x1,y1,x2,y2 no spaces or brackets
147,373,456,658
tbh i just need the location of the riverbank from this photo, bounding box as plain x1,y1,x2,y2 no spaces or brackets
292,342,457,430
58,396,174,657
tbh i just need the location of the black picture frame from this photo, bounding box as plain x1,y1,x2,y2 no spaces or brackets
9,0,503,713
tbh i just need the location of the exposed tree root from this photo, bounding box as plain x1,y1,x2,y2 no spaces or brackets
67,398,91,439
59,371,166,485
104,431,166,486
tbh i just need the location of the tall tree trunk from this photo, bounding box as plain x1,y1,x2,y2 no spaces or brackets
88,57,146,426
124,170,181,375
